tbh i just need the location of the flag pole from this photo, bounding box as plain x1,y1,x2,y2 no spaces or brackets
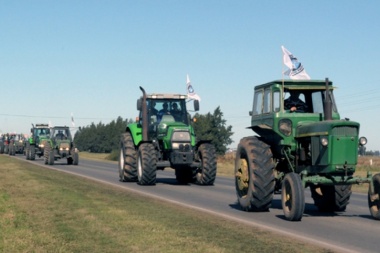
281,48,285,112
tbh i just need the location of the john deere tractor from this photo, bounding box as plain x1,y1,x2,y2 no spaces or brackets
43,126,79,165
235,78,380,221
26,124,50,160
118,86,217,186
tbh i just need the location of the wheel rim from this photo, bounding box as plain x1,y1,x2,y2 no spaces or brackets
236,158,249,196
283,180,292,212
137,154,143,180
119,148,124,177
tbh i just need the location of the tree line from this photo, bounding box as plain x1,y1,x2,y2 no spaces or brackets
74,107,234,155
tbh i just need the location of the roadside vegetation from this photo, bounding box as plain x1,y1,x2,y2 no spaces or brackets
0,155,331,253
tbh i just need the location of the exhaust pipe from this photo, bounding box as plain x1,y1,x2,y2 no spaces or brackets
139,86,148,141
323,78,332,121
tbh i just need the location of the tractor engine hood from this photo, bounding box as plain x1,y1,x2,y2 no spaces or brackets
296,120,360,138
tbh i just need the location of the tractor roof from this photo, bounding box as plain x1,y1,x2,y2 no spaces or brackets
255,79,335,90
142,93,188,100
35,124,49,128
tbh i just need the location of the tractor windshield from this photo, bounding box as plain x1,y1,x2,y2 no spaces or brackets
34,128,50,137
146,99,188,125
51,128,72,140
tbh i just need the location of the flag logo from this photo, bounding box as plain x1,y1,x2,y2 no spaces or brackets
281,46,310,80
186,74,201,101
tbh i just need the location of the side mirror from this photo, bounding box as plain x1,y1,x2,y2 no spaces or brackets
137,98,142,111
249,111,252,116
194,100,199,112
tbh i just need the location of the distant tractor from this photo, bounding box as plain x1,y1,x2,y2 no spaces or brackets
118,87,217,185
44,126,79,165
235,78,380,221
13,134,26,154
26,124,51,160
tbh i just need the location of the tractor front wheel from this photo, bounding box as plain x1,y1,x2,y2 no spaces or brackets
194,143,217,185
368,173,380,220
119,133,137,182
44,144,54,165
281,172,305,221
137,143,156,185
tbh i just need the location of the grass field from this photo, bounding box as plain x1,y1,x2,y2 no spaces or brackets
0,155,332,253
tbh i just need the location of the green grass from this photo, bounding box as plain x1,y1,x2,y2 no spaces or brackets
0,155,331,253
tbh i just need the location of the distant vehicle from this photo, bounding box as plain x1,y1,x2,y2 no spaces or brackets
44,126,79,165
26,124,51,160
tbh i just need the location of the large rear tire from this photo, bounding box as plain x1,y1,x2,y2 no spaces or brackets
194,143,217,185
235,136,275,211
137,143,156,185
30,145,36,160
73,151,79,165
368,173,380,220
310,184,352,212
281,172,305,221
44,143,54,165
119,133,137,182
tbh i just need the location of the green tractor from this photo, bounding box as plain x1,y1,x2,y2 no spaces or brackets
26,124,51,160
119,86,217,186
235,78,380,221
13,134,26,154
43,126,79,165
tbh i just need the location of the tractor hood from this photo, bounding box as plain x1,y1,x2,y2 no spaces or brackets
296,120,359,138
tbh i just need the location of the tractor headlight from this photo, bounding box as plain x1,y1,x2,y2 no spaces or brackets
279,119,292,136
359,136,367,146
320,136,328,147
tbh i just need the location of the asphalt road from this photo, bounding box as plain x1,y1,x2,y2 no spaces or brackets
15,155,380,253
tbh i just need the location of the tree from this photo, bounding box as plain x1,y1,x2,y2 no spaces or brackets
193,106,233,155
74,117,133,153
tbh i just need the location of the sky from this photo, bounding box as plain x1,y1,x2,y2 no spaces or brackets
1,1,380,151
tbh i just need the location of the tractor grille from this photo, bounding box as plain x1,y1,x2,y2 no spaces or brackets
332,126,357,136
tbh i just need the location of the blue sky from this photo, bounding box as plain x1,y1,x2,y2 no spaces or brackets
1,1,380,151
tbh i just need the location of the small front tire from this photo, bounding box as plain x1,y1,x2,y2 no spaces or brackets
368,173,380,220
281,172,305,221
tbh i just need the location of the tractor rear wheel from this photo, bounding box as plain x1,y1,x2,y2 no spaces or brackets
73,151,79,165
25,145,30,160
44,143,54,165
281,172,305,221
119,133,137,182
235,136,275,211
137,143,156,185
368,173,380,220
194,143,217,185
30,145,36,160
310,185,352,212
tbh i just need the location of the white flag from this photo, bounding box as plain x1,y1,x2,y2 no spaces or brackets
186,74,201,101
281,46,310,80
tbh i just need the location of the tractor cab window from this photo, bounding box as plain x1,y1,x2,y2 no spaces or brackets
252,90,263,116
273,90,280,112
283,89,338,113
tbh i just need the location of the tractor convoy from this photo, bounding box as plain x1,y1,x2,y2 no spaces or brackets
2,77,380,222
